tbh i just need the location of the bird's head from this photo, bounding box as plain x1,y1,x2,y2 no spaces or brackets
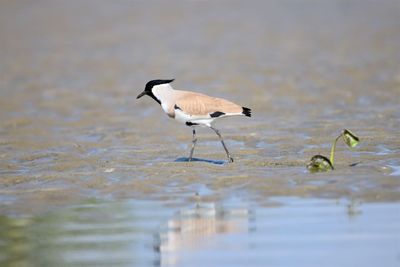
137,79,175,104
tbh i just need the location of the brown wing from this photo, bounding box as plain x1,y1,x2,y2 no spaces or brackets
175,91,242,116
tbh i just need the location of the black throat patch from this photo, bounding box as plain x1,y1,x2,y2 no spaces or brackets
148,91,161,105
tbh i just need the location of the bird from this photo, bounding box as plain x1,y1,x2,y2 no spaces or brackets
136,79,251,163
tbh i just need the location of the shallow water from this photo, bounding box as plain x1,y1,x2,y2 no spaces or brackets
1,197,399,267
0,0,400,266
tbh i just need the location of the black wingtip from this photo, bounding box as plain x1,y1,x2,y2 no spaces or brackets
242,107,252,117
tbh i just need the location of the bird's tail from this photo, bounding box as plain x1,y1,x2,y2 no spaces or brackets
242,107,252,117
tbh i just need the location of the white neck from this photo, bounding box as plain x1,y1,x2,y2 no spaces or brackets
152,83,175,104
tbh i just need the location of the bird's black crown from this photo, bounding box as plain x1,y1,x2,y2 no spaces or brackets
145,79,174,92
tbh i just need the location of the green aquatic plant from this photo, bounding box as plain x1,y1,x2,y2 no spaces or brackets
329,129,359,165
307,129,360,173
307,155,334,172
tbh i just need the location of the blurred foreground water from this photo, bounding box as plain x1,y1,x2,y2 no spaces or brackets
1,197,399,267
0,0,399,266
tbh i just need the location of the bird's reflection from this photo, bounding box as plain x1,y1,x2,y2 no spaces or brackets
155,203,251,266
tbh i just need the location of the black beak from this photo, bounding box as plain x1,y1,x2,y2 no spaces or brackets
136,91,146,99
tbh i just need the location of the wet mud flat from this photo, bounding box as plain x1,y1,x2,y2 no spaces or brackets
0,1,400,266
0,0,399,214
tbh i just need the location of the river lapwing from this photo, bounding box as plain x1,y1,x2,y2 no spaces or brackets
137,79,251,162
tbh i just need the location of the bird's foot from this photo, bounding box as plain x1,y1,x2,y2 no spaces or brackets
228,157,234,163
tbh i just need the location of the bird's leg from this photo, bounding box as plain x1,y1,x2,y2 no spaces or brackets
188,128,197,161
210,126,234,163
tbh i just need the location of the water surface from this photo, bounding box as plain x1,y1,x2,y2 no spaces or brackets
1,197,399,267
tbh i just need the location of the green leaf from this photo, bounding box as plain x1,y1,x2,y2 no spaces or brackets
307,155,334,173
342,129,360,148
